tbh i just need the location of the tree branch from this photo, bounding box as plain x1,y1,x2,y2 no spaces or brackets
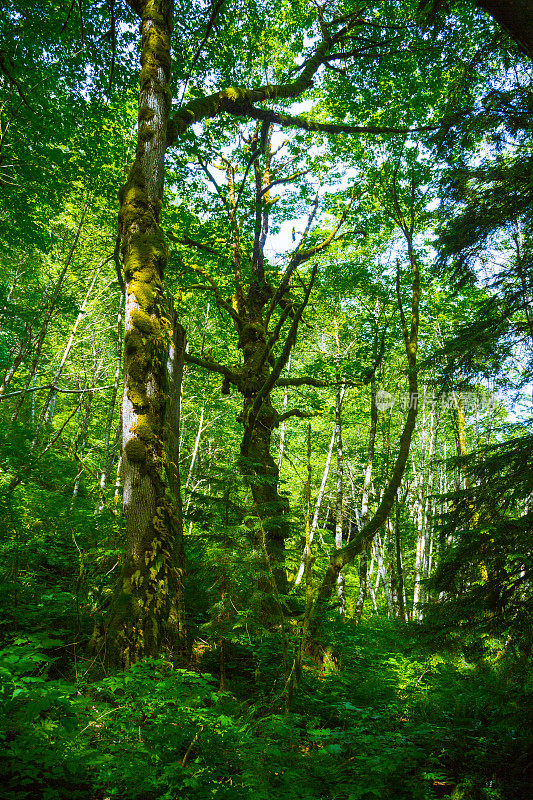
265,192,319,325
228,103,438,137
169,234,220,255
184,352,240,384
278,408,321,424
277,376,331,388
184,263,241,325
167,35,334,143
0,383,114,400
242,267,317,452
260,169,309,197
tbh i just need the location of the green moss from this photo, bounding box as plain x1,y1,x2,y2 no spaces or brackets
130,160,146,186
141,4,168,29
139,105,155,122
126,230,166,273
139,125,155,143
134,413,158,441
132,280,157,312
125,437,147,463
131,308,153,334
240,322,266,345
126,383,148,409
125,329,143,353
130,342,152,370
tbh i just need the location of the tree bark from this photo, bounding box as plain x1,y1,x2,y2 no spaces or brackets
96,0,187,668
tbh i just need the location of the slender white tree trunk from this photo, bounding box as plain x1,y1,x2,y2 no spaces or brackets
294,388,346,585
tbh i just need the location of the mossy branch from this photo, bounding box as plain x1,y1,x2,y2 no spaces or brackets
184,263,241,324
184,352,239,385
229,102,439,137
167,35,334,143
277,408,321,424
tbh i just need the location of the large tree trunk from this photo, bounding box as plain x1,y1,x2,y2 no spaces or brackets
96,0,187,668
239,315,290,592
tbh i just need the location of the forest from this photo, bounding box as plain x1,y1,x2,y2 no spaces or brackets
0,0,532,798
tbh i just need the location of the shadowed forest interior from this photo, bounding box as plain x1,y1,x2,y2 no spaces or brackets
0,1,532,798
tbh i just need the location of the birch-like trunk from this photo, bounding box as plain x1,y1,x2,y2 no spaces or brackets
10,204,88,423
294,391,345,585
34,264,101,439
96,295,124,512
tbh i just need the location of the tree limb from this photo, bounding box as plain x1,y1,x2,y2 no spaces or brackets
0,383,115,400
168,234,220,255
184,263,241,325
167,35,334,143
184,352,240,384
228,102,438,137
278,408,321,423
277,376,331,388
242,267,317,452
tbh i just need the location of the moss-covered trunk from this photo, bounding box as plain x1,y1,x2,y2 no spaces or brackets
238,316,289,592
96,0,187,668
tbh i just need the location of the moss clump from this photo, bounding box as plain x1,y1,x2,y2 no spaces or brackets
126,230,167,273
132,280,157,312
126,382,148,410
125,329,143,353
125,437,147,463
139,125,155,143
131,308,154,334
134,413,158,441
239,321,266,346
139,105,155,122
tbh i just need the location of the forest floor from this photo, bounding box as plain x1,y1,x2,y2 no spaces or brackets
0,618,531,800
